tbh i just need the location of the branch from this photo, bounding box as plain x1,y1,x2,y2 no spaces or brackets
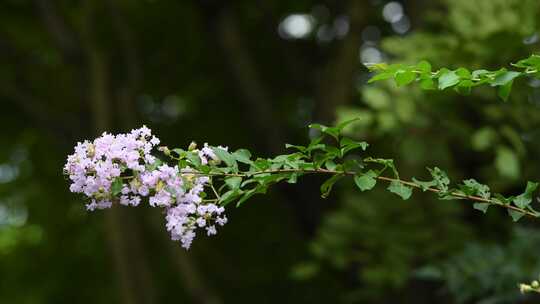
366,54,540,101
182,168,539,218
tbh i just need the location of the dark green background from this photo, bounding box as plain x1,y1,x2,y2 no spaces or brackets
1,0,540,303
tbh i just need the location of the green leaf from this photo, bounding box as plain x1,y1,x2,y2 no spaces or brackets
236,185,267,207
364,157,397,177
213,147,238,171
368,71,394,83
508,209,525,222
427,167,450,192
473,203,490,213
233,149,252,164
285,144,306,153
324,160,337,171
472,69,491,79
253,159,271,170
498,80,514,101
186,151,201,167
320,174,343,198
395,70,416,86
455,80,473,95
419,77,435,90
455,67,471,79
438,70,460,90
354,170,377,191
412,177,436,191
513,54,540,69
219,189,243,206
416,60,431,73
491,71,521,86
225,177,242,190
111,178,123,196
287,173,298,184
340,137,369,155
513,181,539,209
493,193,513,205
365,62,389,72
336,118,360,132
461,179,490,199
387,181,412,200
308,123,339,140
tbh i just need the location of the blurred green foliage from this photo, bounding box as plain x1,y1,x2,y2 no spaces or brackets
417,228,540,304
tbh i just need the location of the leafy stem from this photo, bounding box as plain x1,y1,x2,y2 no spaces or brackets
187,168,538,218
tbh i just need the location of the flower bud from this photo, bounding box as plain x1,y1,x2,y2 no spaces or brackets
532,280,539,288
209,159,221,166
156,180,165,192
158,146,171,156
87,144,95,158
520,284,533,293
188,142,197,151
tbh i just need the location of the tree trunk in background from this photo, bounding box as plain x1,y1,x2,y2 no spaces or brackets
315,0,367,123
81,2,156,303
214,7,284,154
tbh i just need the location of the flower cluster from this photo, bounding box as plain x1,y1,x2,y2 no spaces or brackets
63,126,227,249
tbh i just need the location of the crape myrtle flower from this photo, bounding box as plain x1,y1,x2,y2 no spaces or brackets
64,126,228,249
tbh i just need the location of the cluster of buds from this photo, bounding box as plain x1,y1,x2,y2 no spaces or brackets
520,279,540,294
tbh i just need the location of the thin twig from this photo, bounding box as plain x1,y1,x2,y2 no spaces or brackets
185,168,538,218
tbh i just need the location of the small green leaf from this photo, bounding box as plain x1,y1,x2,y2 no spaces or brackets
387,181,412,200
340,137,369,155
320,174,343,198
513,181,539,209
427,167,450,192
213,147,238,171
461,179,490,199
285,144,306,152
455,67,471,79
395,70,416,86
111,178,123,196
455,80,473,95
287,173,298,184
225,177,242,190
236,185,267,207
472,69,491,79
309,123,339,140
491,71,521,86
233,149,253,164
336,118,360,132
416,60,431,73
365,62,389,72
412,178,436,191
419,77,435,90
493,193,513,205
186,151,201,167
354,170,377,191
473,203,490,213
438,70,460,90
508,209,525,222
325,160,337,171
368,71,394,83
498,80,514,101
219,189,243,206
